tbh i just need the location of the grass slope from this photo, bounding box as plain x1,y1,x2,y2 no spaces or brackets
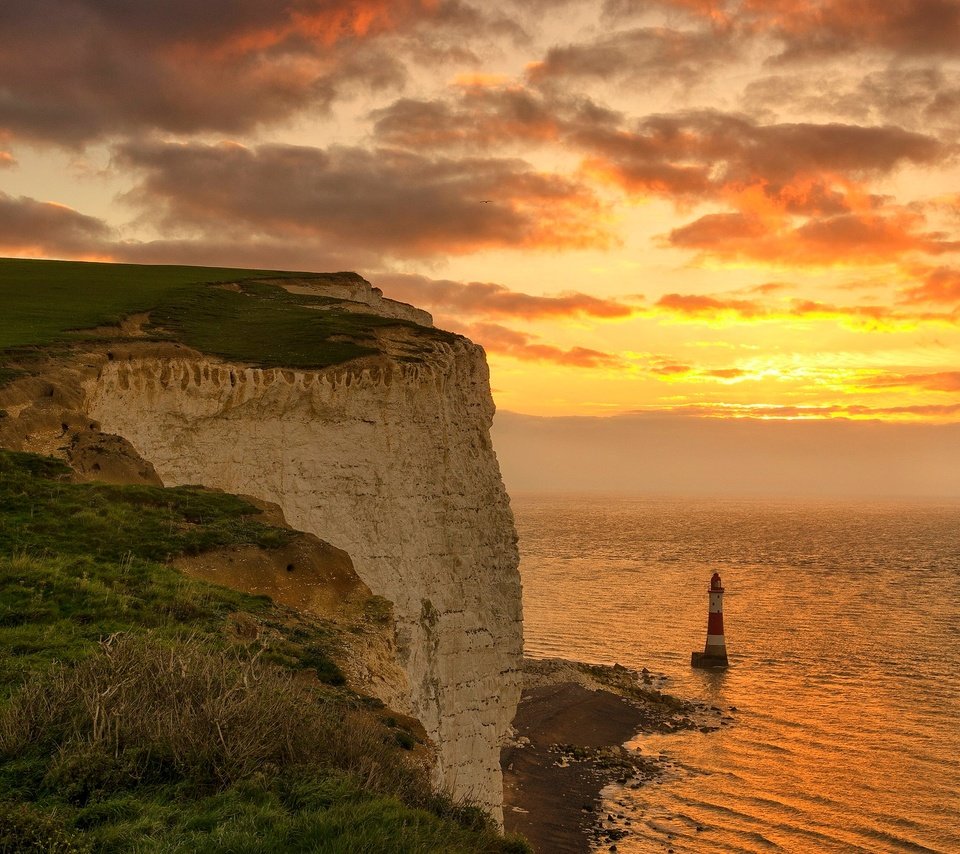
0,451,529,853
0,258,455,386
0,259,284,351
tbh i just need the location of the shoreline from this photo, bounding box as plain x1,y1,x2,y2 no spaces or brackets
501,658,721,853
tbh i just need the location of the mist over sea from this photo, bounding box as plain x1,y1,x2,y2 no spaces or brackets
513,495,960,853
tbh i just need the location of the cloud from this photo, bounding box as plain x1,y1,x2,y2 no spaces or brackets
0,1,496,145
743,67,960,133
374,272,637,320
791,401,960,419
0,191,113,257
785,298,925,328
665,207,959,267
862,371,960,393
447,320,623,368
656,291,767,318
376,92,948,269
116,140,613,261
604,0,960,61
635,401,960,420
747,281,792,294
788,297,956,330
855,401,960,418
0,151,15,168
622,352,753,382
0,193,366,270
578,111,953,268
602,0,732,24
901,266,960,305
109,237,367,273
574,112,951,270
746,0,960,62
651,362,692,375
795,210,954,254
650,286,958,330
372,84,623,151
707,368,748,379
579,111,944,203
526,26,735,86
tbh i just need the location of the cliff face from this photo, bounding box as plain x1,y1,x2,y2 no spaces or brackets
83,338,523,818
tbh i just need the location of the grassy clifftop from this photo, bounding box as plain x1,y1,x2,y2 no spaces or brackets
0,259,284,352
0,258,454,387
0,450,528,852
0,258,522,852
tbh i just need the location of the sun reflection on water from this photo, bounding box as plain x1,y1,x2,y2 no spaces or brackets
514,495,960,853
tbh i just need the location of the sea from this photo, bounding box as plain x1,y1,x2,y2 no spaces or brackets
512,494,960,854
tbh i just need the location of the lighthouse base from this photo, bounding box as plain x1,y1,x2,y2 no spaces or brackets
691,651,729,669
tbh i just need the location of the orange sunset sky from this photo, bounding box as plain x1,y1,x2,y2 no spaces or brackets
2,0,959,426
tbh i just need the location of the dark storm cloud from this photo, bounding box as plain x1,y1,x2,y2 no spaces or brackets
0,0,508,145
0,192,113,256
115,140,612,259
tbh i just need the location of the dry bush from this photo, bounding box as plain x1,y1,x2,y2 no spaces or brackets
0,633,425,800
0,801,89,854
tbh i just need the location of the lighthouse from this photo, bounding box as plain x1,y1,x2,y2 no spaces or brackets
691,572,729,669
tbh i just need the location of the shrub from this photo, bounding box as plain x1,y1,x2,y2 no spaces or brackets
298,643,346,686
0,801,89,853
0,633,425,799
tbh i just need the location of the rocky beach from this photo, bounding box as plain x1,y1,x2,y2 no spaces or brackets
501,658,729,853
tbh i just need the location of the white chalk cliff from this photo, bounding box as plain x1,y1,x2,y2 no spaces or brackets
81,280,523,820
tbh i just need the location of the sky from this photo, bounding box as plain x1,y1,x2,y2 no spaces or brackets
1,0,959,437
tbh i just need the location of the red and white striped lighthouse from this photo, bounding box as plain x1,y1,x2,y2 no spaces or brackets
691,572,729,669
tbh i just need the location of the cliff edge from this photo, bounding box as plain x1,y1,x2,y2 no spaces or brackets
0,260,523,821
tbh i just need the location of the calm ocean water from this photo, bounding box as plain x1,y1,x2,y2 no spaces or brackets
512,495,960,854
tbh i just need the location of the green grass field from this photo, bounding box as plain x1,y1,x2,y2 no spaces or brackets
0,451,529,852
0,258,454,386
0,259,286,351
